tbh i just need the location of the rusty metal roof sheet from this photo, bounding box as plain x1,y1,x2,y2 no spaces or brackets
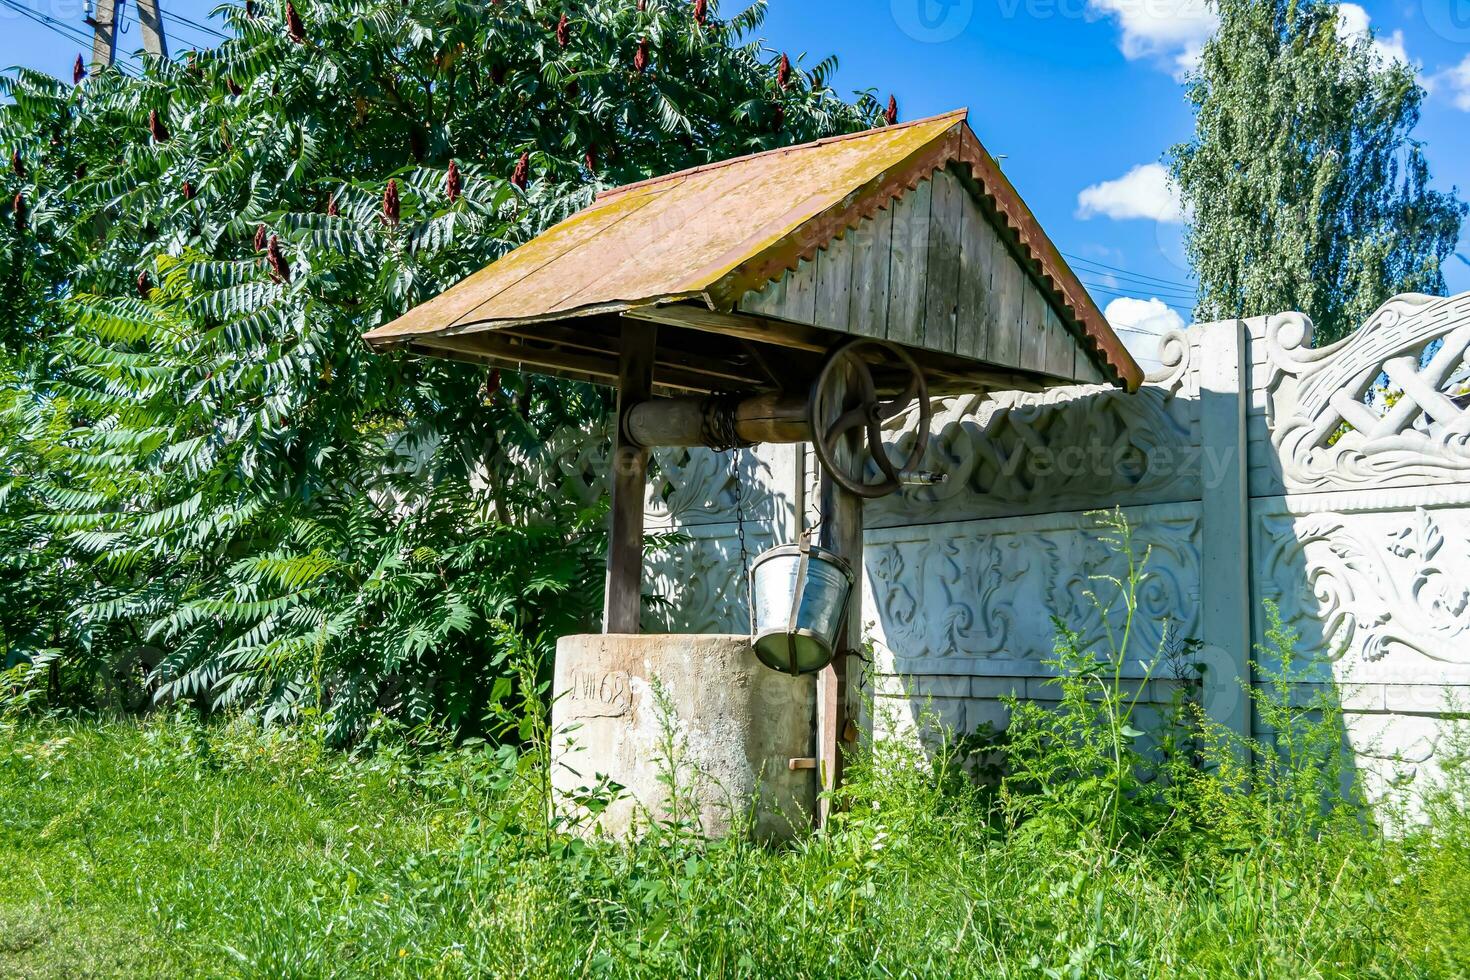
364,109,1143,391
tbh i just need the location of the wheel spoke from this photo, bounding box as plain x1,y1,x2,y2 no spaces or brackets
877,374,921,419
823,404,868,448
848,353,879,405
808,336,929,500
868,419,901,481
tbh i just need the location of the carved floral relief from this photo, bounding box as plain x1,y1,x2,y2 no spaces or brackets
865,507,1202,667
1254,504,1470,684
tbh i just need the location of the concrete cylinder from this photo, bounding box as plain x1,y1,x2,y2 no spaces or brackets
550,633,816,841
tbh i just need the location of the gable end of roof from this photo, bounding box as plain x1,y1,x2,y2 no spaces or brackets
702,115,1142,391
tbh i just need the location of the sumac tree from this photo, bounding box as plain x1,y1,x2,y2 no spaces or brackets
0,0,882,739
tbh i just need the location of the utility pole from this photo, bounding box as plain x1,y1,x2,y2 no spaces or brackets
87,0,121,72
87,0,167,73
136,0,169,61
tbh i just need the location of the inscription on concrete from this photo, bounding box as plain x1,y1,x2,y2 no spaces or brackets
566,667,634,718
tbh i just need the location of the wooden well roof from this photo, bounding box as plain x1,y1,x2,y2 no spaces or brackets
364,109,1144,395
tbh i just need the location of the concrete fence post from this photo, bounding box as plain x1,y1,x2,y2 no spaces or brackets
1197,318,1252,738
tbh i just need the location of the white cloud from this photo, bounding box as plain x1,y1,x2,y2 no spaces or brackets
1104,297,1187,371
1086,0,1218,78
1431,54,1470,111
1076,163,1184,223
1335,3,1411,66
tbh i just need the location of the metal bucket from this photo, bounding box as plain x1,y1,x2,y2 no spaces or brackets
749,541,855,676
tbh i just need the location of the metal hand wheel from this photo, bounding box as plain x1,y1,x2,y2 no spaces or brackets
807,338,931,498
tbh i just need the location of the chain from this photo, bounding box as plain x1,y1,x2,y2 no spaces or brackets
700,394,748,453
730,445,752,616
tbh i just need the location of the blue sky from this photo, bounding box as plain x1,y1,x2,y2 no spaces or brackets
2,0,1468,355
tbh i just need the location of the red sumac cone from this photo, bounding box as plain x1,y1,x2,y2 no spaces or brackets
326,194,340,217
885,95,898,126
633,38,649,73
556,13,570,48
637,0,646,10
693,0,707,26
10,150,22,179
73,54,85,85
266,234,290,282
584,145,597,175
254,223,268,251
226,77,242,96
148,109,169,143
446,160,462,202
777,53,791,90
137,271,152,298
286,2,306,43
511,152,530,189
12,193,25,233
181,180,195,201
383,179,400,225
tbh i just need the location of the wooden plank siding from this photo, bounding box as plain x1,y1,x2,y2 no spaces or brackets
923,170,964,353
885,179,932,348
814,231,856,332
848,205,893,336
955,184,997,362
737,166,1102,384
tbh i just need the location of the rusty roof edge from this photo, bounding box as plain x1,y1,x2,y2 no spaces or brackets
952,128,1144,392
596,109,971,205
697,120,966,310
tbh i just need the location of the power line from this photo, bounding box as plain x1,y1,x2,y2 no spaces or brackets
159,7,229,42
155,19,224,51
1073,264,1197,298
1081,280,1197,302
1073,263,1199,297
0,0,141,77
1063,251,1197,291
1083,283,1195,308
1080,280,1197,304
1108,319,1176,332
1065,251,1196,289
0,0,94,47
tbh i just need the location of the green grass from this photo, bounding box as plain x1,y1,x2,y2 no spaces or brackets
2,712,1469,979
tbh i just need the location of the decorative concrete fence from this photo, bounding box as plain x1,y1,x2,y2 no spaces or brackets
541,292,1470,806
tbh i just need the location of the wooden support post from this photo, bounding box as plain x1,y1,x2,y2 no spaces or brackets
603,321,657,634
816,365,863,826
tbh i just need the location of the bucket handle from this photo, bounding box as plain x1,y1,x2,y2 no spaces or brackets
782,531,815,676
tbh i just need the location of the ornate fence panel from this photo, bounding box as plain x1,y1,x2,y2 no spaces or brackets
627,291,1470,805
1246,294,1470,801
